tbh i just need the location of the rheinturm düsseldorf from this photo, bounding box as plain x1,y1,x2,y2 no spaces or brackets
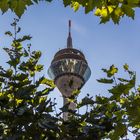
48,20,91,120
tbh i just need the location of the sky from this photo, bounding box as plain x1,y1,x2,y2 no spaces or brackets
0,1,140,139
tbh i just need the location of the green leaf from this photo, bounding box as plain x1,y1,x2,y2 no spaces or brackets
7,58,20,68
100,8,108,18
95,8,101,16
122,5,135,19
6,69,13,77
109,75,135,97
16,35,32,42
109,65,118,76
102,65,118,77
97,78,114,84
35,64,43,72
23,49,29,57
14,73,29,81
10,0,27,17
114,123,127,138
96,96,109,104
37,98,52,113
5,31,12,37
123,63,129,71
72,89,80,96
63,0,71,6
127,0,140,7
118,78,129,82
85,0,95,14
71,2,80,12
32,51,42,59
11,41,22,49
78,96,94,108
39,77,55,88
25,0,33,6
111,13,121,24
0,0,9,13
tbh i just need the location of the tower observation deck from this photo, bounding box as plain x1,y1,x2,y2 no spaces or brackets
48,20,91,120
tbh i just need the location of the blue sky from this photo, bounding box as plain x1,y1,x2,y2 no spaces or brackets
0,1,140,138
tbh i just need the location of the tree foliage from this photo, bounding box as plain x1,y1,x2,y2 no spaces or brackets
0,0,140,24
0,19,57,139
1,20,140,139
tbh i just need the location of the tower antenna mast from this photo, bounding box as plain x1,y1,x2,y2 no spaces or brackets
67,20,73,48
69,20,71,34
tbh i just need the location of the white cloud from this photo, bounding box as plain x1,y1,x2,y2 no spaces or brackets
60,18,88,36
72,21,88,36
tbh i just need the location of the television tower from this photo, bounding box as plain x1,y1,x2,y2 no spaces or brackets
48,20,91,120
